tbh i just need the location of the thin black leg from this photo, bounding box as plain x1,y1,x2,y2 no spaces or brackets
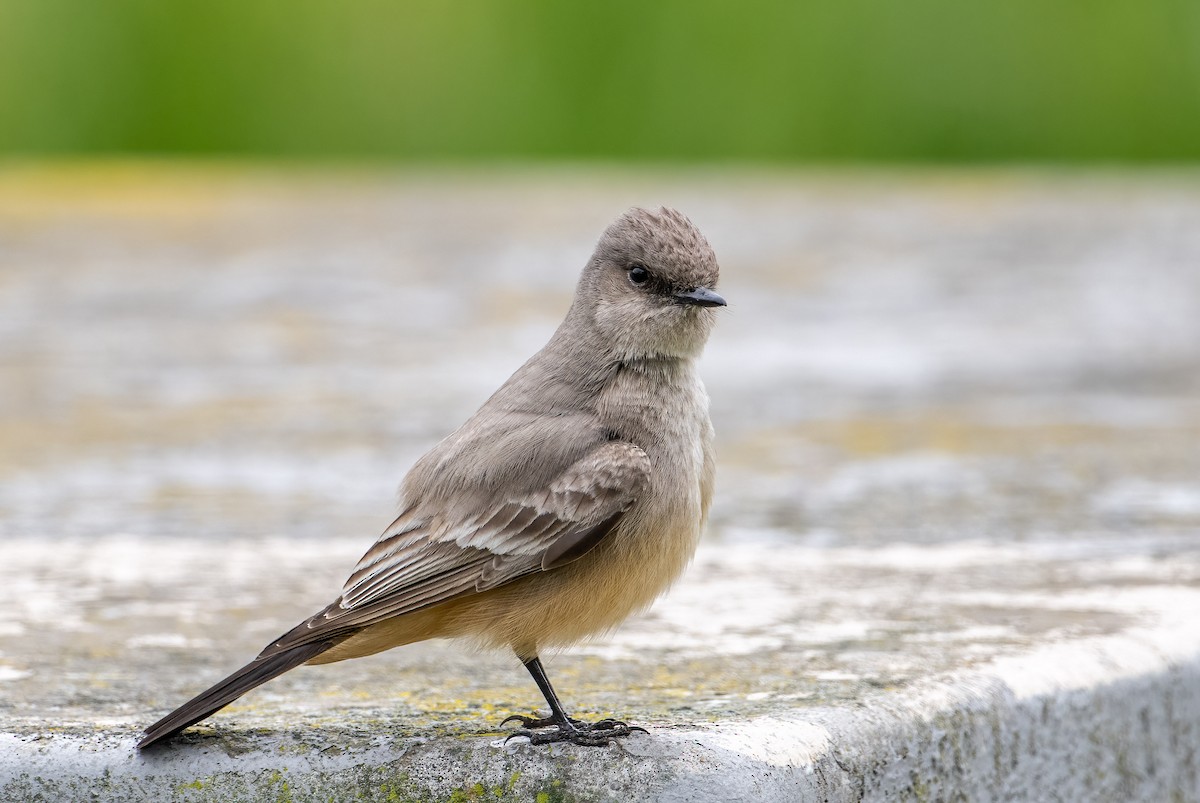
500,655,646,746
524,657,572,725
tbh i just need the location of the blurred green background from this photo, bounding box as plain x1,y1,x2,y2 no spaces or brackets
1,0,1198,162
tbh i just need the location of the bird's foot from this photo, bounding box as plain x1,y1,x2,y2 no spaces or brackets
502,713,646,746
500,713,581,729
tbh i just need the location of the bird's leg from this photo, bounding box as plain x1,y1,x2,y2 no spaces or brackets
501,656,646,746
499,656,582,731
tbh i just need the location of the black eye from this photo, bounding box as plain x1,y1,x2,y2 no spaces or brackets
628,264,650,285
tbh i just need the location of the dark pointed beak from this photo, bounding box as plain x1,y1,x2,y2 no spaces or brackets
673,286,727,308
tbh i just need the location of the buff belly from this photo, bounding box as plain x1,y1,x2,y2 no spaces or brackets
308,507,699,666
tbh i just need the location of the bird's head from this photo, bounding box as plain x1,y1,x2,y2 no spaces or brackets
576,207,724,361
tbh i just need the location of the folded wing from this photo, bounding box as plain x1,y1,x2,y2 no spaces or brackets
260,440,651,656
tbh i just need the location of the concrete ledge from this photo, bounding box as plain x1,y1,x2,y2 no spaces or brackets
3,538,1200,801
5,638,1199,801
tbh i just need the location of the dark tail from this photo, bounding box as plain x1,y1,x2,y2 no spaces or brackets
137,639,338,750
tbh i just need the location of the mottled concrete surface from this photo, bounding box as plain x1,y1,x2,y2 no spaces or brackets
2,164,1200,801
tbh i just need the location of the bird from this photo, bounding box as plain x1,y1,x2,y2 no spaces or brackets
138,206,725,749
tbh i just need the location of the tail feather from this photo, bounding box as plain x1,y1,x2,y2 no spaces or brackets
138,639,339,749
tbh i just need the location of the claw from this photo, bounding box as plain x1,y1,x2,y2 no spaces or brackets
500,714,646,747
578,717,645,734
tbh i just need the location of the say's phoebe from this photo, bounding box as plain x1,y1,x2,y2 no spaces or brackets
138,206,725,749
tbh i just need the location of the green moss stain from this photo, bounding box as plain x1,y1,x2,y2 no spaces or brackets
266,770,293,803
534,783,579,803
448,781,508,802
492,771,521,798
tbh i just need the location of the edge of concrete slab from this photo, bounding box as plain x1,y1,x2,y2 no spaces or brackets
5,591,1200,803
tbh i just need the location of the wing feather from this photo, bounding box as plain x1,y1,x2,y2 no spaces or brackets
262,441,652,652
280,441,651,647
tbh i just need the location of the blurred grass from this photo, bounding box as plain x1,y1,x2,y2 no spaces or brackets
0,0,1198,161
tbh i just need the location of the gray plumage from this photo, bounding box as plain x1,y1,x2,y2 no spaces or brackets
139,206,724,749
